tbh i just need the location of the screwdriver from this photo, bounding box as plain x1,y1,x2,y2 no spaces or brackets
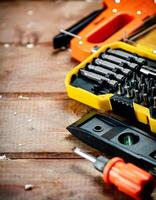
74,147,155,200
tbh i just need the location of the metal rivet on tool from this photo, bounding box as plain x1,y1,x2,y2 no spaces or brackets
136,10,142,15
78,41,83,45
114,0,120,3
4,43,10,48
112,8,118,13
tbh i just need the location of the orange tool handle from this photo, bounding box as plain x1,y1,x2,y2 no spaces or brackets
103,157,155,200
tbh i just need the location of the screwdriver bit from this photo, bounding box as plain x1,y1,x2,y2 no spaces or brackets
87,64,125,82
142,93,149,107
125,86,132,98
94,58,132,77
116,83,124,95
132,72,137,80
150,96,156,118
106,48,146,65
140,68,156,77
153,97,156,109
149,78,155,88
151,87,156,97
140,83,147,93
134,89,141,103
101,53,139,71
79,69,118,89
131,79,137,89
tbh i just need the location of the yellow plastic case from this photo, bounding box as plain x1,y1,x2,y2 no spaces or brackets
65,41,156,133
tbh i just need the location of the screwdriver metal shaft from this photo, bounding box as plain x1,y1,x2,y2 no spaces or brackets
73,147,154,200
74,147,96,163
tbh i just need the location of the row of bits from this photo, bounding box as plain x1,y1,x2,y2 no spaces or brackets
116,72,156,108
77,48,156,109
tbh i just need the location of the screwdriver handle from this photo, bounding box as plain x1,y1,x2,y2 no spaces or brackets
103,157,155,200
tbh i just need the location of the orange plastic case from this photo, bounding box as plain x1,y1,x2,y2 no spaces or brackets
71,0,156,61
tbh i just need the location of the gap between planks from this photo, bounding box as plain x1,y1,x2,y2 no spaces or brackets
0,92,68,100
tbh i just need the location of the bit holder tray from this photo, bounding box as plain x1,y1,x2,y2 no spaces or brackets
65,42,156,133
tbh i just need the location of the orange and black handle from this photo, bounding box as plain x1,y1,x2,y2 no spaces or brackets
103,157,155,200
74,148,155,200
71,0,156,61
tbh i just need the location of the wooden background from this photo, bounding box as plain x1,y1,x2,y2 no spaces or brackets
0,1,155,200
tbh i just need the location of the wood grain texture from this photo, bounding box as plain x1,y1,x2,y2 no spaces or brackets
0,1,155,200
0,46,77,93
0,0,101,44
0,159,134,200
0,99,97,158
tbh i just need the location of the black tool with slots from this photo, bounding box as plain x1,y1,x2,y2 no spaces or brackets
67,112,156,175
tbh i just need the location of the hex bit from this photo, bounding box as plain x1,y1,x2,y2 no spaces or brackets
125,86,132,98
151,87,156,97
116,83,124,95
106,48,146,65
100,53,139,71
87,64,125,82
142,93,149,107
94,58,132,77
79,69,118,89
134,90,141,103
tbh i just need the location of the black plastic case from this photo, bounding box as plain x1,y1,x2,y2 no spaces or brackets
67,112,156,172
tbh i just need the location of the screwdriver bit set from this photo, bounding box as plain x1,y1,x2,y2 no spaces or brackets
65,41,156,133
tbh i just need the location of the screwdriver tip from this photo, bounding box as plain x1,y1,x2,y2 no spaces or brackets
73,147,96,163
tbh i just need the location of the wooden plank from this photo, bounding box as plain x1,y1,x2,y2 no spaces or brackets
0,99,98,158
0,159,134,200
0,46,77,94
0,0,101,44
